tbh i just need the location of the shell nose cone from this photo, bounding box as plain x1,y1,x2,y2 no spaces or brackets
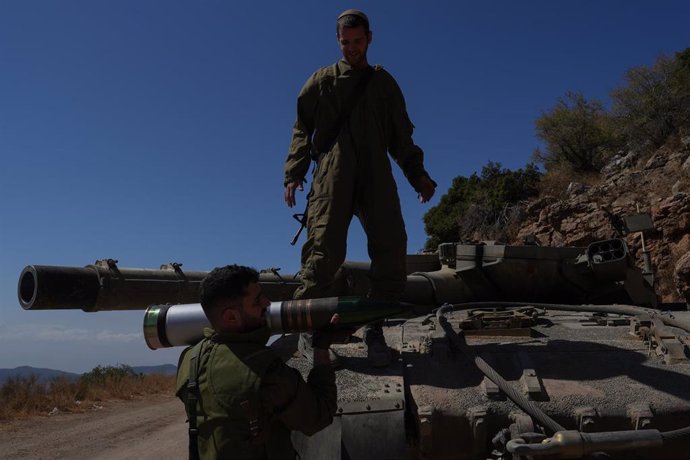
265,302,284,333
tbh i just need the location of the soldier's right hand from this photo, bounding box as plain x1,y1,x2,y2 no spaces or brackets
284,180,304,208
415,175,436,204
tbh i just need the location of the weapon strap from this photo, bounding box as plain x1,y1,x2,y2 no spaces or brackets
239,399,262,445
186,341,204,460
311,65,376,159
290,66,376,246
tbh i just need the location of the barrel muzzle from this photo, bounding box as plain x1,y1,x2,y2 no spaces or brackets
18,265,100,311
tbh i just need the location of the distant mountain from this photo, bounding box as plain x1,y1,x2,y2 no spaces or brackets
0,366,80,384
131,364,177,375
0,364,177,385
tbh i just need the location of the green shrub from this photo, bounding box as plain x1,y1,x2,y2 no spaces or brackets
423,162,541,249
611,48,690,149
534,92,622,173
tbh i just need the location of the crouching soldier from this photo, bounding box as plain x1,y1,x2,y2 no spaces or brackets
176,265,339,459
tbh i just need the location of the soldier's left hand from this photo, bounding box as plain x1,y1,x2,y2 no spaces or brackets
312,314,355,348
416,176,436,203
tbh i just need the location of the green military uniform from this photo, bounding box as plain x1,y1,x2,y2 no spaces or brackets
285,59,435,300
176,327,336,460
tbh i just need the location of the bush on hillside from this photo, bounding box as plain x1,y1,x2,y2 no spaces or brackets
423,162,541,249
611,48,690,149
425,47,690,250
534,92,622,173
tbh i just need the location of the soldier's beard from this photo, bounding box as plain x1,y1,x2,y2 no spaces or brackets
346,51,368,69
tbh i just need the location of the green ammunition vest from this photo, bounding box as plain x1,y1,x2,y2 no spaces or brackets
176,328,295,460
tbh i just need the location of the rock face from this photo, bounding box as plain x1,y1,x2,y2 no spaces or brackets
513,141,690,303
675,252,690,303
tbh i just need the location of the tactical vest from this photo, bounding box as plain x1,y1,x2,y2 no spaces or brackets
176,336,294,460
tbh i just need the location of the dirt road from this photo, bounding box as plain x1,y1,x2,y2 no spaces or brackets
0,395,188,459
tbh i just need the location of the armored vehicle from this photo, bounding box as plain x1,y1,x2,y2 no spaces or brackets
18,236,690,459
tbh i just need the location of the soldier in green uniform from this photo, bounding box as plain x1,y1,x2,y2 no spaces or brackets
176,265,339,460
284,9,436,367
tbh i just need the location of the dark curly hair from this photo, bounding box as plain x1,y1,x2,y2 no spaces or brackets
199,265,259,317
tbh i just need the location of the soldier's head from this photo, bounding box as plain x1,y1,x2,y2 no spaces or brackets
336,9,372,69
200,265,270,333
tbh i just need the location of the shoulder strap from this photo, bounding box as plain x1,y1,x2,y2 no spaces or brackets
186,340,205,460
233,348,280,445
311,65,376,158
239,399,262,444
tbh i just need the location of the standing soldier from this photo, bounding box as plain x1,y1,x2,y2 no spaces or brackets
284,9,436,367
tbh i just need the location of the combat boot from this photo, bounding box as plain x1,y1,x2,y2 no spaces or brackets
363,324,392,368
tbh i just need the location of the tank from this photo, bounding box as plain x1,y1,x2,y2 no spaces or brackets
17,238,690,459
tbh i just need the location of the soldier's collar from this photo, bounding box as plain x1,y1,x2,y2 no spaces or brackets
337,59,378,74
207,326,272,345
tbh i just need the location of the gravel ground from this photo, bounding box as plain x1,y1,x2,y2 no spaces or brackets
0,395,187,460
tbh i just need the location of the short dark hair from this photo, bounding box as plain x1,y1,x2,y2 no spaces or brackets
199,265,259,317
336,12,370,36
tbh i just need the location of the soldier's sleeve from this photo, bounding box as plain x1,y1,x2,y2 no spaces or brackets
284,71,321,186
382,71,436,191
260,361,337,436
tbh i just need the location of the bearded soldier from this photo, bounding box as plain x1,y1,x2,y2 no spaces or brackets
176,265,339,459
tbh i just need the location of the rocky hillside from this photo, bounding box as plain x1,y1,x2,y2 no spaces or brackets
513,136,690,303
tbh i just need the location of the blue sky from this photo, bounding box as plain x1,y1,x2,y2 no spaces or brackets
1,1,688,373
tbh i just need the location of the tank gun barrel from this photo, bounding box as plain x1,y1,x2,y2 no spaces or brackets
18,237,660,312
18,261,209,312
17,259,443,312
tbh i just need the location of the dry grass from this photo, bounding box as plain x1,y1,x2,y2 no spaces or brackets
0,365,176,421
538,164,602,199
